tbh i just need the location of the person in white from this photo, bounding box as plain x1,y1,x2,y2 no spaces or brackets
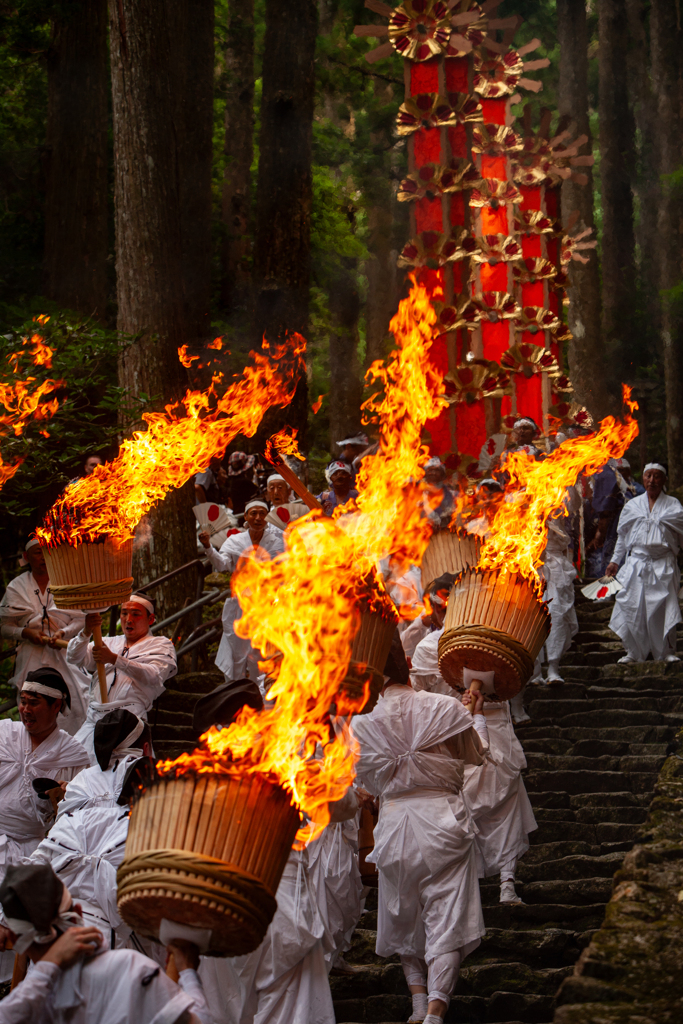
606,463,683,664
0,539,90,734
306,817,364,975
28,709,155,947
350,645,488,1024
264,474,308,531
410,633,537,905
198,500,285,683
0,863,210,1024
540,517,579,684
0,670,89,979
66,593,177,763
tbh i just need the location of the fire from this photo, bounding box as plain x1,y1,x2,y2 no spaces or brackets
158,278,448,840
178,345,200,368
265,426,305,463
473,385,639,587
36,335,307,547
207,337,223,350
311,394,325,414
1,327,63,489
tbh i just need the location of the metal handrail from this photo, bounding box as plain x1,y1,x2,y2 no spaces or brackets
150,588,226,634
176,619,223,658
136,558,209,594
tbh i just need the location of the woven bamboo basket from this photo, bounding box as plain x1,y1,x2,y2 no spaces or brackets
340,598,398,714
438,568,550,700
42,539,134,610
117,771,300,956
420,530,481,592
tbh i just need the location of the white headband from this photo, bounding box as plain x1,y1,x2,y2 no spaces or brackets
21,680,66,703
244,500,268,512
514,418,537,430
24,538,41,551
643,463,667,475
113,717,145,756
125,595,155,615
267,474,285,484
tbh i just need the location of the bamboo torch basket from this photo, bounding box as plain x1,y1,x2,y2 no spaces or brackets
438,568,550,700
117,771,300,956
339,591,398,715
420,529,482,592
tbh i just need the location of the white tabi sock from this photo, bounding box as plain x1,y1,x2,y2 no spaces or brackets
408,992,429,1022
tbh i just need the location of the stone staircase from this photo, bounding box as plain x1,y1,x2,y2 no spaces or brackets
331,586,683,1024
151,670,224,762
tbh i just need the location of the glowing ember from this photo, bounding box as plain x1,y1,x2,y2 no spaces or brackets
1,328,63,490
468,385,639,589
158,278,449,840
264,426,306,463
207,337,223,350
311,394,325,414
177,345,200,368
37,336,306,547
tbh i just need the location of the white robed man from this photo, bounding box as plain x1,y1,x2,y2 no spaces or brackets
350,636,488,1024
540,516,579,685
264,473,309,531
28,709,155,949
410,631,537,906
0,539,90,734
606,463,683,663
0,862,211,1024
0,668,89,979
66,593,177,763
198,500,285,684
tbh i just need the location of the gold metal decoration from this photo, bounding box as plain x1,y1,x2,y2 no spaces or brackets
560,228,597,266
471,233,523,264
469,179,523,209
397,227,479,268
512,257,558,285
444,362,511,404
396,93,482,136
471,123,523,156
512,305,561,334
388,0,452,62
513,210,556,235
512,106,595,188
433,296,481,332
473,292,520,323
500,342,560,378
397,161,481,202
473,49,524,97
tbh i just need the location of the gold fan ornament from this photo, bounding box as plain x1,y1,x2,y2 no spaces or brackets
560,228,597,266
444,361,511,404
388,0,452,61
473,40,549,98
512,106,595,188
513,210,556,235
397,227,480,269
500,342,560,378
444,450,484,485
471,123,523,156
513,305,561,335
473,291,520,323
469,179,523,209
512,257,558,285
396,93,482,136
433,296,481,332
397,161,481,202
472,233,523,264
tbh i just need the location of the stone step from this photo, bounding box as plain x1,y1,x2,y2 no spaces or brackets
529,820,643,847
486,877,614,907
528,708,683,728
516,724,678,745
524,769,658,796
334,990,556,1024
527,698,683,719
482,902,607,932
517,852,624,884
525,753,666,773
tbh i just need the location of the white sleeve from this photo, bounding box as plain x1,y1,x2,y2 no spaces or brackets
66,631,96,671
472,713,489,748
611,530,627,566
177,969,212,1024
0,960,59,1023
204,544,237,573
0,625,23,641
116,647,177,689
61,611,86,641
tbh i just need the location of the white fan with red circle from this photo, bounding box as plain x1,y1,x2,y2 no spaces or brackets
581,576,623,601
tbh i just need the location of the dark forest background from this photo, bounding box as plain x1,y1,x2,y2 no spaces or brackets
2,0,683,569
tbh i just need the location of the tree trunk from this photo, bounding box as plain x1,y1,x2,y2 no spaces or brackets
108,0,214,618
328,258,363,458
220,0,254,313
598,0,638,385
44,0,109,320
557,0,614,419
253,0,318,443
651,0,683,485
365,200,399,370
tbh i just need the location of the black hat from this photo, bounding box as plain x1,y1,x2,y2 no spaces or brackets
31,778,62,800
93,708,145,771
426,572,457,597
23,668,71,710
0,864,64,933
383,629,410,687
117,756,157,806
193,679,263,737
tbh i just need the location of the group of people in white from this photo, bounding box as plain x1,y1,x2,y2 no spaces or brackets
0,444,680,1023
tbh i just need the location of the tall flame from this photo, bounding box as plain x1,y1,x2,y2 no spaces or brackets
1,326,63,490
474,385,639,587
36,336,306,547
264,425,305,463
158,278,449,839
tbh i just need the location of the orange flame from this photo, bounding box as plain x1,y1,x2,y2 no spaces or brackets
473,385,639,587
311,394,325,414
37,336,306,547
265,426,305,463
1,328,63,489
207,337,223,350
158,277,448,840
177,345,200,368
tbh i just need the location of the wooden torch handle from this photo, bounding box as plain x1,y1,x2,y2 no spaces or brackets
10,952,28,989
270,459,322,511
92,623,108,704
166,952,180,982
467,677,483,714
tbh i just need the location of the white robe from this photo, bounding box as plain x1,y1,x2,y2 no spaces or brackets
350,687,486,964
609,491,683,661
0,572,90,734
204,526,285,681
306,818,363,971
410,635,537,878
0,720,89,980
66,632,177,763
199,848,334,1024
0,948,203,1024
541,521,579,663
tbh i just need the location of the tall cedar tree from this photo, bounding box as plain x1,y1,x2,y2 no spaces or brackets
44,0,108,319
598,0,637,380
328,256,363,456
556,0,614,419
108,0,214,618
253,0,318,443
651,0,683,486
220,0,254,313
